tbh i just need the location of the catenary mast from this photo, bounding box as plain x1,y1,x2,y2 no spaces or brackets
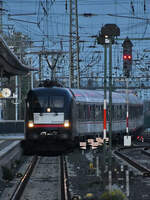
69,0,80,88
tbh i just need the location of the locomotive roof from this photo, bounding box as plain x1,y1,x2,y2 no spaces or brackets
27,87,72,98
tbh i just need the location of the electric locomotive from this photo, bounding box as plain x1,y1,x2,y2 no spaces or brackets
21,80,75,155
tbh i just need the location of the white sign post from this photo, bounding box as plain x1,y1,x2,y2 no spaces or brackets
124,136,131,146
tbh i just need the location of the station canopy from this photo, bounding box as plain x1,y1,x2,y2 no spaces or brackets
0,36,36,78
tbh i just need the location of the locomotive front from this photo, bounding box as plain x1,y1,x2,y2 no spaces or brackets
22,87,73,155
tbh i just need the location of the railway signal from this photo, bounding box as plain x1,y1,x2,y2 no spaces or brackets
122,37,133,78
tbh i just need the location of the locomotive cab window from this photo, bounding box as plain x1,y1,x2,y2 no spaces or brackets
31,95,64,112
53,96,64,108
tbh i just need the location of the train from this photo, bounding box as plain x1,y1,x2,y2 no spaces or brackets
21,80,144,155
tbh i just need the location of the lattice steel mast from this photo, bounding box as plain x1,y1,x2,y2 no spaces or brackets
69,0,80,88
0,0,3,34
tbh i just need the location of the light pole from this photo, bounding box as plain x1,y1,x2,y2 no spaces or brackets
97,24,120,165
97,33,109,170
104,39,108,141
103,42,107,170
97,24,120,192
108,38,112,168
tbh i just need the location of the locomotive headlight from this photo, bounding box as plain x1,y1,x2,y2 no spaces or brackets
47,107,51,112
64,120,70,128
28,121,34,128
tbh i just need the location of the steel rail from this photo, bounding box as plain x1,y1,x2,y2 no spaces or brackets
141,149,150,156
10,155,38,200
60,155,71,200
114,150,150,177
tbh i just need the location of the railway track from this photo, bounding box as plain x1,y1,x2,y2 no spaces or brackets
1,138,150,200
114,145,150,177
1,155,70,200
10,155,38,200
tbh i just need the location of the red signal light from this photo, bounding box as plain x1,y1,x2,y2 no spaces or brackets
128,55,132,60
123,54,132,60
123,55,127,60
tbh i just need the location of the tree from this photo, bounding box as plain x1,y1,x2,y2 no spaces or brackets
3,31,33,64
99,189,128,200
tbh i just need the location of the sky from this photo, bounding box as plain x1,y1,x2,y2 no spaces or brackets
2,0,150,97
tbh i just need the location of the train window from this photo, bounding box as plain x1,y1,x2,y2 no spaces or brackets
100,105,103,121
95,105,100,121
124,105,127,120
88,105,91,120
120,105,122,119
79,104,84,120
84,105,88,120
117,105,120,119
113,105,116,120
32,97,46,112
122,105,126,120
116,105,119,120
78,104,80,119
90,105,95,120
32,95,64,112
115,105,117,120
120,106,122,119
141,105,143,114
53,96,64,108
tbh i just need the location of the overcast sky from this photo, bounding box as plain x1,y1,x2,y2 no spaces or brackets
3,0,150,88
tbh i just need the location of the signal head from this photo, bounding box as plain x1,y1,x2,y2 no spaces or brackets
123,55,127,60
